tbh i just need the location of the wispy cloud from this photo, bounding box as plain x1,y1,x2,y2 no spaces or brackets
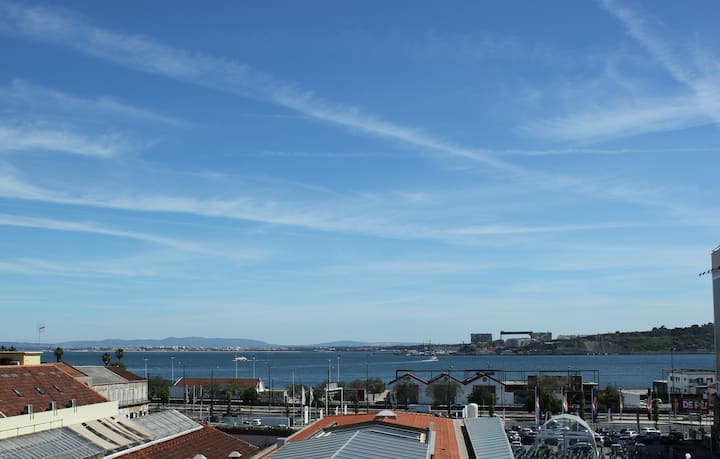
523,95,711,142
449,222,633,236
0,79,185,126
523,1,719,143
0,1,522,174
601,0,720,124
0,213,264,260
0,257,148,277
0,125,129,157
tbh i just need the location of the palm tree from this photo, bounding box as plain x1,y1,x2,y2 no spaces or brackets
102,352,112,366
115,348,124,361
54,347,64,362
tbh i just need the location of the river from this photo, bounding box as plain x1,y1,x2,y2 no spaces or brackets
51,350,714,390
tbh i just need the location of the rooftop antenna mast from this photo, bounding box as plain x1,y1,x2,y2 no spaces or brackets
37,323,45,346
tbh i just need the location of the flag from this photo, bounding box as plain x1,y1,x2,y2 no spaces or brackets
301,386,306,406
647,392,653,416
309,387,314,405
592,395,598,415
562,392,568,413
619,392,624,413
534,388,540,426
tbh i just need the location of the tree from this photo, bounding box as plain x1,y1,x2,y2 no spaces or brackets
53,347,64,362
148,376,170,404
115,348,124,361
599,384,621,411
242,388,259,405
394,381,420,407
351,394,359,414
652,391,660,427
425,377,460,409
368,377,386,396
524,387,561,415
468,386,495,406
225,392,232,414
102,352,111,366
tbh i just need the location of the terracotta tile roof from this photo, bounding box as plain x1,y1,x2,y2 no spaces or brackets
52,361,89,378
0,364,107,417
123,425,258,459
278,412,459,459
175,377,259,387
105,366,145,381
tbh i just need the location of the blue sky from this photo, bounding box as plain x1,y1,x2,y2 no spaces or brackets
0,1,718,345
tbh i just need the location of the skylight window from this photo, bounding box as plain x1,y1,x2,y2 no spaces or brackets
12,388,23,397
35,386,46,394
53,384,63,392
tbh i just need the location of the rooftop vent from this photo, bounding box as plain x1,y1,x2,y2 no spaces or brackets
25,404,33,414
374,409,397,420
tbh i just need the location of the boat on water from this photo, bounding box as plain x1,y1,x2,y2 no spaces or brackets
422,355,439,362
233,356,248,362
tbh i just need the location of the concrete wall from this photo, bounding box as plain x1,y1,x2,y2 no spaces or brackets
0,401,118,440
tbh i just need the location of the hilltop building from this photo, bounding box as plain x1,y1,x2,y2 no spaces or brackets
470,333,493,344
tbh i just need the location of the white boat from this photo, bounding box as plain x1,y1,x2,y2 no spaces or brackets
233,356,248,362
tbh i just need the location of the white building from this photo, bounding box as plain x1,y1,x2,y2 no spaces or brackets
389,371,514,406
668,369,716,396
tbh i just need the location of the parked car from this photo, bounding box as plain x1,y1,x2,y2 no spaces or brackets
639,427,660,440
619,429,637,440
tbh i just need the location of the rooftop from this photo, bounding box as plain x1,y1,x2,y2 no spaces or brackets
268,412,460,459
0,364,107,417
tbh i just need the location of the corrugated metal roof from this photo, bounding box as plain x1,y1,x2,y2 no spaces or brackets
0,427,105,459
133,409,201,439
270,423,429,459
464,417,514,459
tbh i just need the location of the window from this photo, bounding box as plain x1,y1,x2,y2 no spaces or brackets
52,384,63,392
35,386,46,394
12,388,22,397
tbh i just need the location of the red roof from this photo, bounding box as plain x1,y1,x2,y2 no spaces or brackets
52,362,89,378
123,425,258,459
0,364,107,417
276,412,460,459
106,366,145,381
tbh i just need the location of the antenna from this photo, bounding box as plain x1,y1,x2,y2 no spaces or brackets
37,324,46,345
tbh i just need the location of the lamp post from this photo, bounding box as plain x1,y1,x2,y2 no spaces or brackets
670,347,675,406
365,358,369,413
143,358,148,379
337,355,340,384
171,356,175,382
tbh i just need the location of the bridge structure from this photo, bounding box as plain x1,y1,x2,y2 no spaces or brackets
500,331,533,338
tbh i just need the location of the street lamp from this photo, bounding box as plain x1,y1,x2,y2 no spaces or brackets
670,347,675,406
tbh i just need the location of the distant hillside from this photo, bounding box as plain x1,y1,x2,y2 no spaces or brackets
57,336,272,349
554,323,714,354
0,337,418,350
